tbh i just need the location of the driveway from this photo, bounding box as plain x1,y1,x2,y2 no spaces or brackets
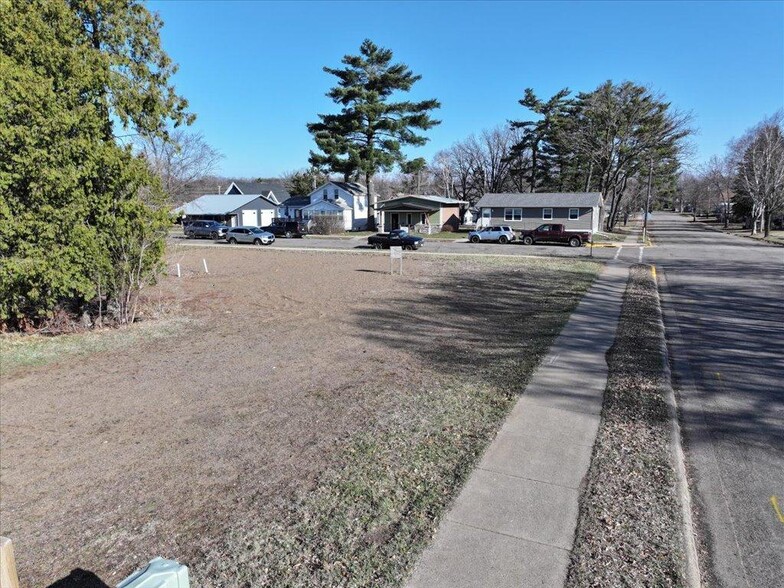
648,212,784,587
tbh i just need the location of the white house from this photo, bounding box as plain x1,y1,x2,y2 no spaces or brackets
299,182,369,231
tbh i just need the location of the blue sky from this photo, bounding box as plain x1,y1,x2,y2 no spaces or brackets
148,0,784,178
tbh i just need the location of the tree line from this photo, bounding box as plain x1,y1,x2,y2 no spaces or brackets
303,41,692,232
679,112,784,237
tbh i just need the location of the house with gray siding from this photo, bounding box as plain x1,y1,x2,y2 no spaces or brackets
475,192,602,233
179,193,279,227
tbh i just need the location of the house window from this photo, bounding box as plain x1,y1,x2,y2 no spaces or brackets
334,188,339,198
323,189,328,200
504,208,522,221
542,208,553,220
569,208,579,220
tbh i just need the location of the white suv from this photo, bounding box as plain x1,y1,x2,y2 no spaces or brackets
468,226,517,244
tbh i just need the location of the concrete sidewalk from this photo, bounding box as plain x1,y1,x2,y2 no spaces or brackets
406,261,630,588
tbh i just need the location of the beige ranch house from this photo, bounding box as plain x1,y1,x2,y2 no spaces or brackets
374,195,466,232
476,192,602,232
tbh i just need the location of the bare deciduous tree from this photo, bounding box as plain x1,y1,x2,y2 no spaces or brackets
138,130,223,204
730,111,784,236
703,155,735,227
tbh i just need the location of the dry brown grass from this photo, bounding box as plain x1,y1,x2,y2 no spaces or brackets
566,264,686,587
1,248,598,587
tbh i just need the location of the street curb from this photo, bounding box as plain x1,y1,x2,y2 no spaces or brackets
651,265,702,588
172,241,602,262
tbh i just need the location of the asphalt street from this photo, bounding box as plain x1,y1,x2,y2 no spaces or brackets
648,212,784,587
172,232,624,260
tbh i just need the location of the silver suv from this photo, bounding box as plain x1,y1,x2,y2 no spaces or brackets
225,226,275,245
468,226,516,244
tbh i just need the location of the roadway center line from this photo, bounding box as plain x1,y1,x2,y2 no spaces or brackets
613,246,622,260
638,246,644,263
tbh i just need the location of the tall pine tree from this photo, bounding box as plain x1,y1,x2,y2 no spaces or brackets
307,39,440,228
508,88,571,192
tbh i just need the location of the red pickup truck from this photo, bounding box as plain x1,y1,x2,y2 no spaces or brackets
519,224,592,247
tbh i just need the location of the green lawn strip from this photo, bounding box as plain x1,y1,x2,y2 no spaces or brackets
195,260,600,587
0,318,189,376
593,231,628,243
566,264,686,587
419,231,467,240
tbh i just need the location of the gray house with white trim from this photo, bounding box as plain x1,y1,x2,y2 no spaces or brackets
475,192,602,233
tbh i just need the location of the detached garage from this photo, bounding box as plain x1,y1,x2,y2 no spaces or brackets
179,193,279,227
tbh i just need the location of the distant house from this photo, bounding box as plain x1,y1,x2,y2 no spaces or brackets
475,192,602,233
298,182,369,231
374,195,467,232
278,196,311,220
179,193,279,227
224,180,290,205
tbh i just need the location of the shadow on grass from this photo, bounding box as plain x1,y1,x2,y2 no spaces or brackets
47,569,110,588
354,258,601,391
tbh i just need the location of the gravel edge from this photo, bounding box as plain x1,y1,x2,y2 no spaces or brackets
565,264,689,587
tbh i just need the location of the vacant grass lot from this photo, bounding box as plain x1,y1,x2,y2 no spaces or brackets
1,248,599,587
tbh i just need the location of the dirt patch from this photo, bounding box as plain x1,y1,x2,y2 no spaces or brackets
566,264,686,587
1,248,598,586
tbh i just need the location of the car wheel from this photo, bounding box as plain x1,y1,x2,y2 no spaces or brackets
210,232,218,239
569,236,581,248
285,231,293,239
499,235,508,244
373,243,382,250
254,238,262,245
186,231,195,238
523,236,534,245
228,237,237,244
470,235,480,243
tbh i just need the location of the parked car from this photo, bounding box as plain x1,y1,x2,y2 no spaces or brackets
468,226,516,244
519,224,592,247
225,226,275,245
184,220,229,239
260,220,307,238
367,229,425,250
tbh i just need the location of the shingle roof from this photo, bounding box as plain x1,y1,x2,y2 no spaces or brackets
179,194,277,215
280,196,311,208
227,180,291,202
378,194,467,206
476,192,602,208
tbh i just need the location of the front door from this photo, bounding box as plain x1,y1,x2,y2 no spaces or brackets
390,213,399,230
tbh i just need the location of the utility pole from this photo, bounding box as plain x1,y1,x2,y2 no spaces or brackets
642,158,653,244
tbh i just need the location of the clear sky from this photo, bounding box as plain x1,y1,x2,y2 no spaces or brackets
148,0,784,178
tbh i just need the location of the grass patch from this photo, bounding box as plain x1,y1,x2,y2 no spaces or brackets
0,318,189,376
566,265,686,587
193,258,600,587
593,231,628,242
419,231,466,240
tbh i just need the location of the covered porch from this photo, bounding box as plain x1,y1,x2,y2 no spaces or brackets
376,202,438,232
